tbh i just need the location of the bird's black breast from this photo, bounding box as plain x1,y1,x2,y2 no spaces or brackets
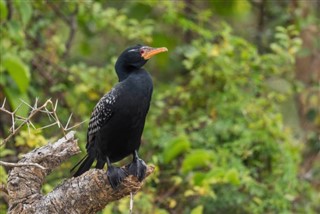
93,70,153,162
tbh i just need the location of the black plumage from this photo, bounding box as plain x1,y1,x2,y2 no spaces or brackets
72,45,168,189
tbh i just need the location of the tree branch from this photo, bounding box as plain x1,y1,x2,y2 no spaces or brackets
47,1,78,58
0,161,46,170
6,131,154,213
62,6,78,58
0,98,85,146
5,0,12,21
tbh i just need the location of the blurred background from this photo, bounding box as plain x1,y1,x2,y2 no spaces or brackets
0,0,319,213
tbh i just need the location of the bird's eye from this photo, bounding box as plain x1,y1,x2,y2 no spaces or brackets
140,50,145,54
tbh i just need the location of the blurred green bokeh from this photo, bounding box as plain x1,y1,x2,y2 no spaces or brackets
1,1,319,213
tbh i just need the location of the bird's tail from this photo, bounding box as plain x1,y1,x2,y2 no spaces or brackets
95,160,105,169
71,154,95,177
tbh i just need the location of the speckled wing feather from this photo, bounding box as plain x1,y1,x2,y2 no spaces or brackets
86,88,117,148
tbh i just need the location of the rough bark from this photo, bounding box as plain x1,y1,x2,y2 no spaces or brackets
6,131,154,213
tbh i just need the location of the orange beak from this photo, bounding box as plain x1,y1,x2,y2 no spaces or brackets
141,47,168,60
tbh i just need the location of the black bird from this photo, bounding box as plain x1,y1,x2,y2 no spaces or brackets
72,45,168,189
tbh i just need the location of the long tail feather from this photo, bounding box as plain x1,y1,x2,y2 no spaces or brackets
72,155,95,177
70,154,88,173
95,160,105,169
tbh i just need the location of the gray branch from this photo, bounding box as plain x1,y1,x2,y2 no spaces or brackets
6,131,154,213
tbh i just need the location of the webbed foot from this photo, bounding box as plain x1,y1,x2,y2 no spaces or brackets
106,166,127,189
126,151,147,181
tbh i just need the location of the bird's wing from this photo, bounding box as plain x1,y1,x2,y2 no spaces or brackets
86,88,118,149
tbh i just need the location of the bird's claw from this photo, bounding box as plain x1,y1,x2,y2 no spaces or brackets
106,166,128,189
126,158,147,181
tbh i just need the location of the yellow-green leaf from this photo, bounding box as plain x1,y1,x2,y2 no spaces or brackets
163,135,191,163
225,168,240,185
0,0,8,21
182,149,214,173
191,205,203,214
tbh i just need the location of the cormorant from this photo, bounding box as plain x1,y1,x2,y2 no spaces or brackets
72,45,168,189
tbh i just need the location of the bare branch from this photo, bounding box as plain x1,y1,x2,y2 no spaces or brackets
19,98,33,110
15,115,27,121
34,97,39,109
0,160,46,170
65,113,73,129
0,106,11,115
26,121,31,135
54,99,58,111
65,119,87,131
38,121,59,130
130,192,134,214
28,120,36,130
1,99,51,146
0,98,84,146
1,97,6,108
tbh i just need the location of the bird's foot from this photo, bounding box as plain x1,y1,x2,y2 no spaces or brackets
126,158,147,181
106,166,128,189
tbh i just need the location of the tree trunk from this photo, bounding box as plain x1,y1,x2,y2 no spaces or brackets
6,131,154,213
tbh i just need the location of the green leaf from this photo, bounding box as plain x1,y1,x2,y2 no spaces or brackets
2,55,30,93
225,168,240,185
0,148,15,157
203,168,225,185
14,0,33,26
163,135,190,163
191,205,203,214
192,172,207,186
0,0,8,21
210,0,250,17
181,149,214,173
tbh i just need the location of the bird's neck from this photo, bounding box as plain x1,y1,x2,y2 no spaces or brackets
115,60,133,82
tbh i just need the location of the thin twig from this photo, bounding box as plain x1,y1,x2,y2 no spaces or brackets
65,113,73,130
19,98,33,109
0,160,46,170
65,120,87,131
1,98,85,146
38,121,59,130
130,192,134,214
1,97,6,108
0,99,52,146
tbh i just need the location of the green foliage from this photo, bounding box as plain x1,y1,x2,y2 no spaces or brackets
14,0,33,26
2,54,30,93
0,0,7,22
190,205,203,214
181,149,214,173
15,130,47,149
210,0,251,17
162,135,190,164
148,23,308,213
1,1,319,213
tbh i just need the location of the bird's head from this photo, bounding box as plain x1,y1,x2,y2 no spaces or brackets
117,44,168,69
